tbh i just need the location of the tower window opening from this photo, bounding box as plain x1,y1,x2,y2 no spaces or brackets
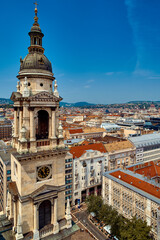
40,83,43,87
39,200,51,230
34,37,37,45
28,82,31,86
36,110,49,140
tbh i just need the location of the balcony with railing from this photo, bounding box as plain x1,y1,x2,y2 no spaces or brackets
36,139,50,147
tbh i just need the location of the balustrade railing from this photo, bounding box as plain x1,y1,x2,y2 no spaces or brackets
36,139,50,147
39,224,53,238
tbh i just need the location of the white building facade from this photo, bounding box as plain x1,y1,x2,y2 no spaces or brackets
129,133,160,163
71,145,108,205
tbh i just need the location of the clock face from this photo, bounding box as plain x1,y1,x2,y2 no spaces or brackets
37,166,51,180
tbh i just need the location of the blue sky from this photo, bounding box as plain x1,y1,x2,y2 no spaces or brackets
0,0,160,104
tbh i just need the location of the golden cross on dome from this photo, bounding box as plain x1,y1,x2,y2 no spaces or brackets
34,1,38,9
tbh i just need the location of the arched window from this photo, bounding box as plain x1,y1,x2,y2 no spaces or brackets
36,110,49,140
39,200,51,230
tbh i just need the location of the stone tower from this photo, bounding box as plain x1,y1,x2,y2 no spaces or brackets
7,5,71,240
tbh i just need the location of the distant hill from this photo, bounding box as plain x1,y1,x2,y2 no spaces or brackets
0,98,95,107
128,101,160,104
60,102,96,107
1,98,160,107
0,98,13,104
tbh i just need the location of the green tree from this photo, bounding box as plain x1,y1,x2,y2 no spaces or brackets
111,214,125,238
86,196,152,240
119,217,152,240
98,204,113,224
86,195,103,217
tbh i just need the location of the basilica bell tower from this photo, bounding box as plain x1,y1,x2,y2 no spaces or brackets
7,4,72,240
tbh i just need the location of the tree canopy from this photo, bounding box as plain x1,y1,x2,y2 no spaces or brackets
86,195,152,240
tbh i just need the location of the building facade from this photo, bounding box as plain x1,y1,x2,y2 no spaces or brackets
65,152,73,207
102,161,160,240
104,140,136,171
0,119,12,140
70,143,107,205
0,151,11,213
129,133,160,163
6,6,72,240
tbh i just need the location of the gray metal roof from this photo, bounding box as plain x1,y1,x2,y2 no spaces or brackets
0,151,11,165
64,138,84,145
129,133,160,148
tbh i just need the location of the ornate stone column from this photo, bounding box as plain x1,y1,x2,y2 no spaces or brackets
14,107,18,137
51,199,54,225
16,214,24,240
49,116,52,138
33,204,40,240
53,198,59,234
51,108,56,139
19,107,23,137
9,196,13,219
30,108,35,141
13,200,17,231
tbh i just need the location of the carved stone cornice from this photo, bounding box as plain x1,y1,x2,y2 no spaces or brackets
29,184,65,204
14,184,65,204
11,91,63,103
29,91,61,103
17,74,55,81
12,147,67,163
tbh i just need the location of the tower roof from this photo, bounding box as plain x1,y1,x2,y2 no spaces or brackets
19,3,52,74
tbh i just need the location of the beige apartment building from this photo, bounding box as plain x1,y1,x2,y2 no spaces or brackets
102,161,160,240
66,127,106,140
104,140,136,170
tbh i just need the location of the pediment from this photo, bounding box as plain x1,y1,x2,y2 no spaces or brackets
29,91,61,102
10,92,22,101
30,184,59,199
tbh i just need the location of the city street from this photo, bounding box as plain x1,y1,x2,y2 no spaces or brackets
74,210,108,240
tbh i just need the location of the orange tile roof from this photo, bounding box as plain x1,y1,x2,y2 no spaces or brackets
128,161,160,178
69,128,83,134
81,140,90,145
110,170,160,199
70,143,107,159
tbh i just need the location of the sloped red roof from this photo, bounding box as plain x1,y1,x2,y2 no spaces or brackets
110,170,160,199
69,128,83,134
70,143,106,159
128,161,160,178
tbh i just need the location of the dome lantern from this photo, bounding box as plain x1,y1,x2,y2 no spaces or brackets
19,2,53,74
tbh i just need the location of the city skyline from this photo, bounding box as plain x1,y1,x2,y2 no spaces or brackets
0,0,160,104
